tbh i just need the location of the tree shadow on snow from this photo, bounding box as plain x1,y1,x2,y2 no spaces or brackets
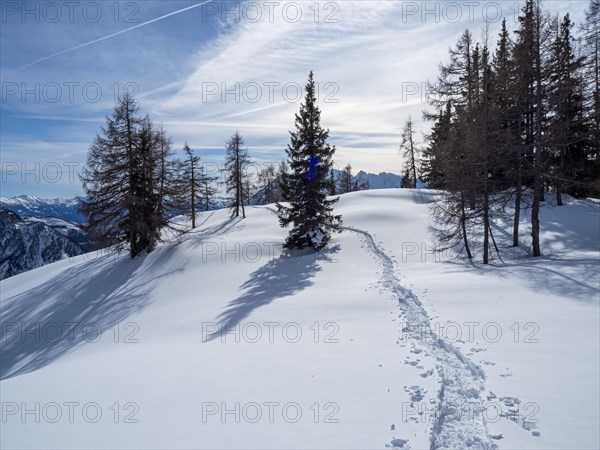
0,245,186,380
441,253,599,305
205,245,340,342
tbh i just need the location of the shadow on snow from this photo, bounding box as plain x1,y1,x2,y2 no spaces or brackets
0,244,186,380
205,245,340,342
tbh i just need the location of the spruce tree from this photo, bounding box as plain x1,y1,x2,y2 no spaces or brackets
492,19,524,247
400,166,412,188
277,71,342,250
581,0,600,195
547,14,587,203
421,103,451,189
328,168,337,195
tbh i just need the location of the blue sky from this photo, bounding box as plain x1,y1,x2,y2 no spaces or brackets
0,0,588,198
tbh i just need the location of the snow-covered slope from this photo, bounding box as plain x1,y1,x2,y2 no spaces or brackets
0,207,84,280
1,190,598,449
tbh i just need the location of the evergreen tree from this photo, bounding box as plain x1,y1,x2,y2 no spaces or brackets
547,14,587,203
421,103,451,189
426,30,484,260
492,19,524,247
512,0,551,256
430,106,474,260
277,71,342,250
272,160,289,203
400,166,412,188
473,39,503,264
422,0,592,262
224,131,251,218
328,168,337,195
581,0,600,195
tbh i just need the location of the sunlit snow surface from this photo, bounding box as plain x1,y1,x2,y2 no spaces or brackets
1,189,598,449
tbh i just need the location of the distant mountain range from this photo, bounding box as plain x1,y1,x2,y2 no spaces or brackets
249,169,407,205
353,170,402,189
0,195,86,224
0,207,83,280
0,196,88,279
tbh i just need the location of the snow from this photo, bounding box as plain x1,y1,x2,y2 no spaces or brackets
353,170,401,189
0,195,84,225
1,189,598,449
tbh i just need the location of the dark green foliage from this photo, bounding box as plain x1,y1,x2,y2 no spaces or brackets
277,72,342,250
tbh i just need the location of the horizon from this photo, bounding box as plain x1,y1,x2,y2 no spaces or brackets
0,167,403,200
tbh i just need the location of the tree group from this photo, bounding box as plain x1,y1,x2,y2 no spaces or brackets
419,0,599,263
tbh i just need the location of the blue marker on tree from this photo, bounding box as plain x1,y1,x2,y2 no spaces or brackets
305,154,320,181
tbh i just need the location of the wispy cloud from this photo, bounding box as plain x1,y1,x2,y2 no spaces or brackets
18,0,215,70
1,0,589,197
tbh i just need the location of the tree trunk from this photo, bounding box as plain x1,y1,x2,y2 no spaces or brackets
191,159,196,228
531,1,543,257
513,141,523,248
409,130,417,189
460,191,473,260
556,145,565,206
126,108,137,256
483,192,490,264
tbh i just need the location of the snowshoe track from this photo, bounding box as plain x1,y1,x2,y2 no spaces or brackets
343,225,496,450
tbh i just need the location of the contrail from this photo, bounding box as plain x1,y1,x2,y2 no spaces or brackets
18,0,214,70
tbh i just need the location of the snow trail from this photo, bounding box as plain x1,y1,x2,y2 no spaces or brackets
343,225,496,450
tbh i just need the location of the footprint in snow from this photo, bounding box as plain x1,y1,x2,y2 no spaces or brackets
420,369,434,378
404,385,426,402
388,437,410,449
